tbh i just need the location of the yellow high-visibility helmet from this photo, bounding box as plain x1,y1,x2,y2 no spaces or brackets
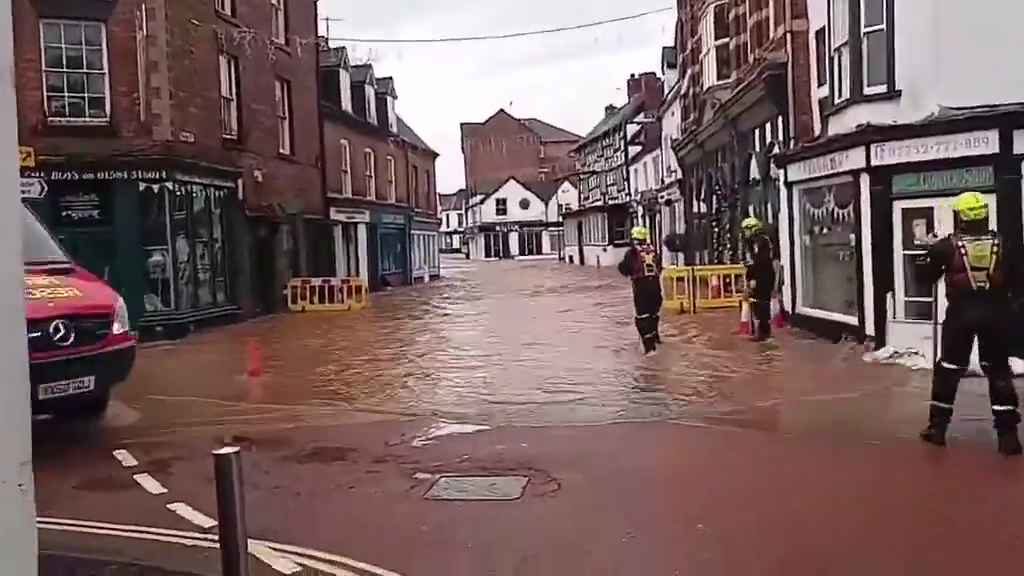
954,191,989,222
741,216,764,237
631,226,650,242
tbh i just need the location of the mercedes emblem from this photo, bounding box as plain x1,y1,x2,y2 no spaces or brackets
48,319,76,347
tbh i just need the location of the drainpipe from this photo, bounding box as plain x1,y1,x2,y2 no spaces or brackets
0,0,39,572
784,0,797,146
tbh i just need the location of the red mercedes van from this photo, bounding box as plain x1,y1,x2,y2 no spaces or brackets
23,205,136,418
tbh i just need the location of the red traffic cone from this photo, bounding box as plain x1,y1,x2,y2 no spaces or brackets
245,339,264,378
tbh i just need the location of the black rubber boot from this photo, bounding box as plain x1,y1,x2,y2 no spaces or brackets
997,430,1022,456
920,424,947,446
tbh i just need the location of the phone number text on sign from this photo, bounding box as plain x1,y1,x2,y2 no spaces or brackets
871,130,999,166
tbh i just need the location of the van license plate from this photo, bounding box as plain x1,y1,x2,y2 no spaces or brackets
38,376,96,400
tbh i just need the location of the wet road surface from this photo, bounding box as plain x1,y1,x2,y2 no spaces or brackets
31,256,1024,575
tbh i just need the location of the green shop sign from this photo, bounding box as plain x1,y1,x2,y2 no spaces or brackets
892,166,994,196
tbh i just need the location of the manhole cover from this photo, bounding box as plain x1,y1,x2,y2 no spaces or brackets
424,475,529,501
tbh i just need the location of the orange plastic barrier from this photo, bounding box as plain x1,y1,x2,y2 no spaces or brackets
284,277,369,312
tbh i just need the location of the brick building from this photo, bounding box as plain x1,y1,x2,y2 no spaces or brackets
670,0,814,265
14,0,326,333
460,110,580,195
320,47,440,290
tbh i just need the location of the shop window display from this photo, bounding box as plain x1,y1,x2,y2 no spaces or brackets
799,181,859,318
142,182,231,314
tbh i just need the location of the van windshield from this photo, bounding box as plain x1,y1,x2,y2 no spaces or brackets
22,205,70,265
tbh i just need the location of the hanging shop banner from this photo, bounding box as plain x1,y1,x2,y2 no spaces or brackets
786,146,867,183
891,166,995,197
871,130,999,166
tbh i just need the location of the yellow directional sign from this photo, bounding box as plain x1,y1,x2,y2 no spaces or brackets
18,146,35,168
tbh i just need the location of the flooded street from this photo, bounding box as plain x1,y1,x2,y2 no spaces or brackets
98,256,948,442
31,258,1024,576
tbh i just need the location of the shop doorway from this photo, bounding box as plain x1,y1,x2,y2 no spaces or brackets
890,193,998,361
483,232,506,259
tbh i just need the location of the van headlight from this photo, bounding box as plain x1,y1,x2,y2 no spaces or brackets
112,297,131,335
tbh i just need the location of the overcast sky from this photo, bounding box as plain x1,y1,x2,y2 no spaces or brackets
318,0,676,194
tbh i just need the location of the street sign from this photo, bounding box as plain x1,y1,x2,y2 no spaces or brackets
18,146,35,168
19,178,47,200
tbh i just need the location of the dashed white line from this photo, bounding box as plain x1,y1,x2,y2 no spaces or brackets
132,473,169,495
112,449,139,468
165,502,218,530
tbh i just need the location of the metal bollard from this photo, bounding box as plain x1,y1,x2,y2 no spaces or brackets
213,446,250,576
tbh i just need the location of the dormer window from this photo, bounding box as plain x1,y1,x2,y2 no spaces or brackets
365,84,377,124
339,67,352,113
386,96,397,132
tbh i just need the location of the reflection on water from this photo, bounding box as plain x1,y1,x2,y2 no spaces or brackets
113,257,922,437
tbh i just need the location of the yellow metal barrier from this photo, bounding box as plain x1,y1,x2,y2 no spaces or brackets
692,265,747,310
661,267,694,313
284,277,369,312
662,265,748,314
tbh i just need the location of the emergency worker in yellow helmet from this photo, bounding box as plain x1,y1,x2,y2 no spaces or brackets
742,217,776,342
618,225,663,355
920,191,1022,455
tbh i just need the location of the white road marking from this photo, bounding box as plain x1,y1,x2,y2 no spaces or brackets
250,543,303,574
410,421,491,447
38,523,218,550
39,522,298,575
37,517,403,576
112,449,139,468
165,502,218,529
272,551,361,576
132,473,169,495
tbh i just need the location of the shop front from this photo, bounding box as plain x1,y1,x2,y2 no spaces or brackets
781,116,1024,355
371,211,410,290
330,206,370,282
21,160,242,334
411,217,440,282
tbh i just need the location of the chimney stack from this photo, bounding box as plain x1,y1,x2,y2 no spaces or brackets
626,72,665,113
605,104,618,117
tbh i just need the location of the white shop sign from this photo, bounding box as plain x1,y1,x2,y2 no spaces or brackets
329,207,370,223
786,146,867,183
871,129,999,166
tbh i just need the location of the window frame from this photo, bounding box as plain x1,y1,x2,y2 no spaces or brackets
495,197,508,217
386,155,397,202
39,19,111,125
270,0,287,45
218,52,239,139
861,0,888,95
275,78,292,155
700,2,731,88
829,0,851,104
363,148,376,197
339,139,352,197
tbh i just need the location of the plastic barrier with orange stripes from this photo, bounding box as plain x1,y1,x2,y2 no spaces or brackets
661,265,748,314
284,277,369,312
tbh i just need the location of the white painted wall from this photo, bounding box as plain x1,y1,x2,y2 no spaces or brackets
548,181,580,222
858,172,875,338
440,209,463,232
0,0,38,570
472,179,547,224
809,0,1024,136
660,86,683,185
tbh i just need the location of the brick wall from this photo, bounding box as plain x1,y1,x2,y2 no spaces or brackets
407,146,438,215
163,0,322,216
461,111,543,194
322,113,406,204
14,0,150,155
14,0,323,217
